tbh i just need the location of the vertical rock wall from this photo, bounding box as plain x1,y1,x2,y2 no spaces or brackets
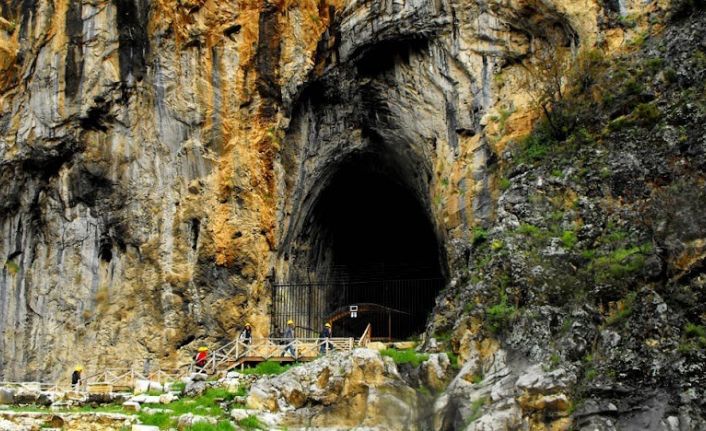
0,0,663,380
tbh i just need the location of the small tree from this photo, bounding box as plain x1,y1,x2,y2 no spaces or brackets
522,42,606,142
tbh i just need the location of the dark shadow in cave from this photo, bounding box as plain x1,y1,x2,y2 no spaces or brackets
281,151,446,340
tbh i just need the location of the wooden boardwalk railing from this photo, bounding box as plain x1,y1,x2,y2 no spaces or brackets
0,325,377,392
192,324,374,374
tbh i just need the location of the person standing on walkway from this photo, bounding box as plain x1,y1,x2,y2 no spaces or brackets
240,322,253,345
282,320,297,358
319,322,334,354
71,366,82,390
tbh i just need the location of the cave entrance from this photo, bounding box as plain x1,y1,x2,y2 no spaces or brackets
273,152,445,340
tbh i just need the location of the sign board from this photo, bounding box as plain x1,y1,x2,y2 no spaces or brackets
351,311,357,318
350,305,358,319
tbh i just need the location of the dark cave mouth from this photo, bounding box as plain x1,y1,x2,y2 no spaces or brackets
276,153,446,340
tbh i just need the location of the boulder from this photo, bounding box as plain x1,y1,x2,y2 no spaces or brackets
159,393,177,404
177,413,215,430
248,348,418,430
184,380,207,397
133,380,163,395
122,401,141,412
420,353,451,392
230,408,261,421
366,341,387,351
0,388,15,405
133,425,160,431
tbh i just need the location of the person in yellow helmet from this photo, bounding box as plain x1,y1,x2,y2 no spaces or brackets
282,320,296,358
239,322,253,345
71,366,83,390
319,322,333,354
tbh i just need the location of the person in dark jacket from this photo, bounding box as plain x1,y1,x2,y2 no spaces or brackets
319,322,334,354
282,320,297,358
71,366,83,390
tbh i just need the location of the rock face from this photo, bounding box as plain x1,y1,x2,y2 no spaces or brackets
248,348,418,429
0,0,661,380
2,0,706,429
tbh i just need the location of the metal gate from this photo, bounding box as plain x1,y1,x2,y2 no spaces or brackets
270,279,444,340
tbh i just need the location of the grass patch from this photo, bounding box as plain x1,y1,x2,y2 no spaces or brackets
592,244,651,282
605,292,637,326
499,177,511,191
188,421,238,431
238,416,264,430
466,397,488,425
240,361,295,376
380,349,429,367
486,292,517,334
138,411,173,429
472,227,488,246
561,230,578,249
446,351,460,370
170,381,186,393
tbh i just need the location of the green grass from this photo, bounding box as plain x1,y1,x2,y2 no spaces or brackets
188,421,237,431
466,397,488,424
605,292,637,326
238,416,264,430
380,349,429,367
499,177,511,191
138,411,173,429
684,323,706,349
486,292,517,334
239,360,296,376
170,381,186,393
446,351,460,370
561,230,578,249
471,227,488,245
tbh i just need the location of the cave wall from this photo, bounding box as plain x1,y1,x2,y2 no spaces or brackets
0,0,658,380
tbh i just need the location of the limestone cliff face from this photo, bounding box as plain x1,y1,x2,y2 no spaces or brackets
0,0,673,384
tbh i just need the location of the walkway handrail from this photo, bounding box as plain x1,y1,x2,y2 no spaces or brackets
358,323,372,347
189,337,358,374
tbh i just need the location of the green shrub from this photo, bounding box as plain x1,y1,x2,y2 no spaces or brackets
499,177,511,191
592,244,651,281
486,293,517,334
561,230,578,249
472,227,488,245
517,223,542,237
446,351,460,370
632,103,661,126
380,349,429,367
684,323,706,348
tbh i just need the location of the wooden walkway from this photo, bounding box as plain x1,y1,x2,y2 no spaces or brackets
0,326,373,392
193,324,372,375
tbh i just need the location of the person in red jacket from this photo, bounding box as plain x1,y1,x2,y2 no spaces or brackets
195,346,208,368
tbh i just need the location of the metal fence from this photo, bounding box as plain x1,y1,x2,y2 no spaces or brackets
271,278,444,340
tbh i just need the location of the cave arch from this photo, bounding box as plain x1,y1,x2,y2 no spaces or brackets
275,148,446,340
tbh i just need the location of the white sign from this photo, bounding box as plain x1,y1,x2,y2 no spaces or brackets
351,311,358,318
349,305,358,312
